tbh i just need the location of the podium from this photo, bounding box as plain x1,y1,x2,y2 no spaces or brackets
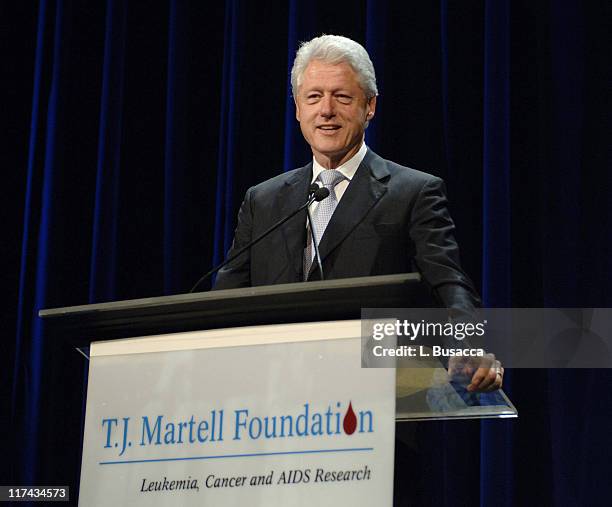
40,273,516,506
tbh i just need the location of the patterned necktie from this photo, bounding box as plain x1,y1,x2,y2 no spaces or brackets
303,169,346,280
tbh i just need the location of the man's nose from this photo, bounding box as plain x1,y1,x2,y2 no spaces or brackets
319,95,335,118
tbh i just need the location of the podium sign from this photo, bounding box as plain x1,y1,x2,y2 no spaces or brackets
79,320,396,506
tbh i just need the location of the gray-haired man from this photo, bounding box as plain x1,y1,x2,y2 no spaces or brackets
215,34,503,393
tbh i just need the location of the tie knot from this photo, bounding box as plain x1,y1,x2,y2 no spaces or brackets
318,169,345,188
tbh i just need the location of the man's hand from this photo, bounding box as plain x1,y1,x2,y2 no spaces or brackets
448,353,504,392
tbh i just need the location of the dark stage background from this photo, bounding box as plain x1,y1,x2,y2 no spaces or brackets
2,1,611,505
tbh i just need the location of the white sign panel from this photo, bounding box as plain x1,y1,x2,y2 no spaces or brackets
79,320,396,506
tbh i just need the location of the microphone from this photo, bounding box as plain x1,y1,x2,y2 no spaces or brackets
313,186,329,201
189,185,330,292
309,183,329,202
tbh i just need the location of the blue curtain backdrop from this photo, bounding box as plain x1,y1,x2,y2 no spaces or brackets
2,0,611,505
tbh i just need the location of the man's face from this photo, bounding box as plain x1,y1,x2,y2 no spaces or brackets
295,60,376,168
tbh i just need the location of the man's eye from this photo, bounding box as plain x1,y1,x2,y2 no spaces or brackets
336,95,353,104
306,94,321,102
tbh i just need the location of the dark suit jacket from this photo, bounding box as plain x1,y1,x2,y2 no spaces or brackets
213,149,480,315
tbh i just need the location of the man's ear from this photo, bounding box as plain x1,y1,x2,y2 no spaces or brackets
367,96,377,119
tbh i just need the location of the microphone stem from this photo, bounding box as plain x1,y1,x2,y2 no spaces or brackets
306,206,325,281
189,194,317,293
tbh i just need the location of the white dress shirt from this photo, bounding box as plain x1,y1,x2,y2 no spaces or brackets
309,142,368,214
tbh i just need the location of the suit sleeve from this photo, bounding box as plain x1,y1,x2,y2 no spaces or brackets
409,176,481,317
212,187,254,290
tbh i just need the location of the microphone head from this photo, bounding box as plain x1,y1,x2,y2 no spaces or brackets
313,187,330,202
308,183,320,195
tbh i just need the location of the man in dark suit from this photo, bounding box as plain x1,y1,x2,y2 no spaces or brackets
214,34,502,393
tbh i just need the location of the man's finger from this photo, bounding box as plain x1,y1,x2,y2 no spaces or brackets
482,369,503,392
467,367,489,391
468,363,504,392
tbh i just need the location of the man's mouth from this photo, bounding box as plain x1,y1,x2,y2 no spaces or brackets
317,125,341,131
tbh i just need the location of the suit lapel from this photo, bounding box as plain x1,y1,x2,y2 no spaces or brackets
276,163,312,281
315,150,390,268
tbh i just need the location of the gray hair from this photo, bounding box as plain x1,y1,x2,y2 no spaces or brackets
290,35,378,99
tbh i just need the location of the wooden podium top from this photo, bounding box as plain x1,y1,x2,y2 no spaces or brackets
39,273,430,343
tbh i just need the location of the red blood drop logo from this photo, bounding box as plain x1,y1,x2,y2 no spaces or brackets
343,402,357,435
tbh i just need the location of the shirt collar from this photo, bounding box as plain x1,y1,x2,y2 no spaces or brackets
311,142,368,183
